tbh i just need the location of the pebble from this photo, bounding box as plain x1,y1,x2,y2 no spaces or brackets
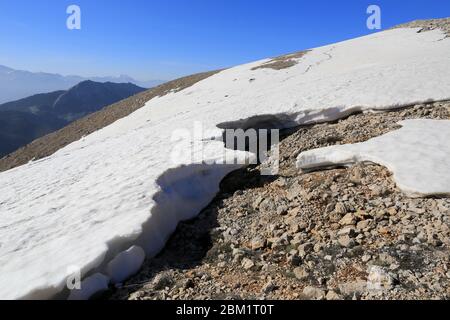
302,286,326,300
339,213,356,226
261,280,277,294
326,290,342,300
250,236,266,250
298,243,313,257
338,235,355,248
241,258,255,270
335,202,347,214
293,267,310,280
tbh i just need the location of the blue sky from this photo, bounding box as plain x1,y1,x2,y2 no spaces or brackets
0,0,448,81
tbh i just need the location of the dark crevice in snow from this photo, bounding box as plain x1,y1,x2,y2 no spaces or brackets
105,164,278,299
217,113,300,131
217,113,296,163
65,113,301,299
53,98,450,300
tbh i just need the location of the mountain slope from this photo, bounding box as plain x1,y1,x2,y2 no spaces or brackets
0,90,66,113
52,81,147,121
0,71,219,171
0,111,66,157
0,65,164,103
0,81,146,157
0,18,449,300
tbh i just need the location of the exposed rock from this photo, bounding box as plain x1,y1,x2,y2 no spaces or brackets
326,290,343,300
356,220,371,231
392,18,450,37
250,236,266,250
293,267,310,280
334,202,348,215
339,213,356,226
277,205,288,216
152,273,173,290
112,100,450,301
367,266,396,291
337,226,357,237
297,243,314,258
338,235,355,248
339,280,367,296
262,280,277,294
241,258,255,270
251,50,310,71
302,286,326,300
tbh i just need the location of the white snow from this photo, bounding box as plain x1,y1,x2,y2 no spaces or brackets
68,273,109,300
0,27,449,299
106,245,145,284
296,119,450,197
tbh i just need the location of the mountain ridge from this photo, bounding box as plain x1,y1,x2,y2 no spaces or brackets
0,70,218,171
0,64,165,103
0,80,146,157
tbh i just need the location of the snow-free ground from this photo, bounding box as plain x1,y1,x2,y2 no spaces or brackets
0,27,449,299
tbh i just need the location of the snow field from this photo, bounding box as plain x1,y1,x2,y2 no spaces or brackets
296,119,450,197
0,27,449,299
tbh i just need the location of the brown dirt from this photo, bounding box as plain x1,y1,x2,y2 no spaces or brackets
251,51,310,71
391,17,450,37
0,70,220,173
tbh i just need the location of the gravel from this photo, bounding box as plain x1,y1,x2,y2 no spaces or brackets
110,100,450,300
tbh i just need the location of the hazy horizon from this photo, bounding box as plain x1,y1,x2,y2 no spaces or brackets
0,63,166,83
0,0,449,81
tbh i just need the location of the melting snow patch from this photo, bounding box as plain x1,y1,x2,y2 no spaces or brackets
296,119,450,198
106,245,145,284
0,27,449,299
68,273,109,300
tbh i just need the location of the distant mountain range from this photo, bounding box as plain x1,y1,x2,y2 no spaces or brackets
0,64,164,103
0,80,146,157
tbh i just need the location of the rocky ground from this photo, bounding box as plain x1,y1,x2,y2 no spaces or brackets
108,101,450,300
392,18,450,37
251,50,309,71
